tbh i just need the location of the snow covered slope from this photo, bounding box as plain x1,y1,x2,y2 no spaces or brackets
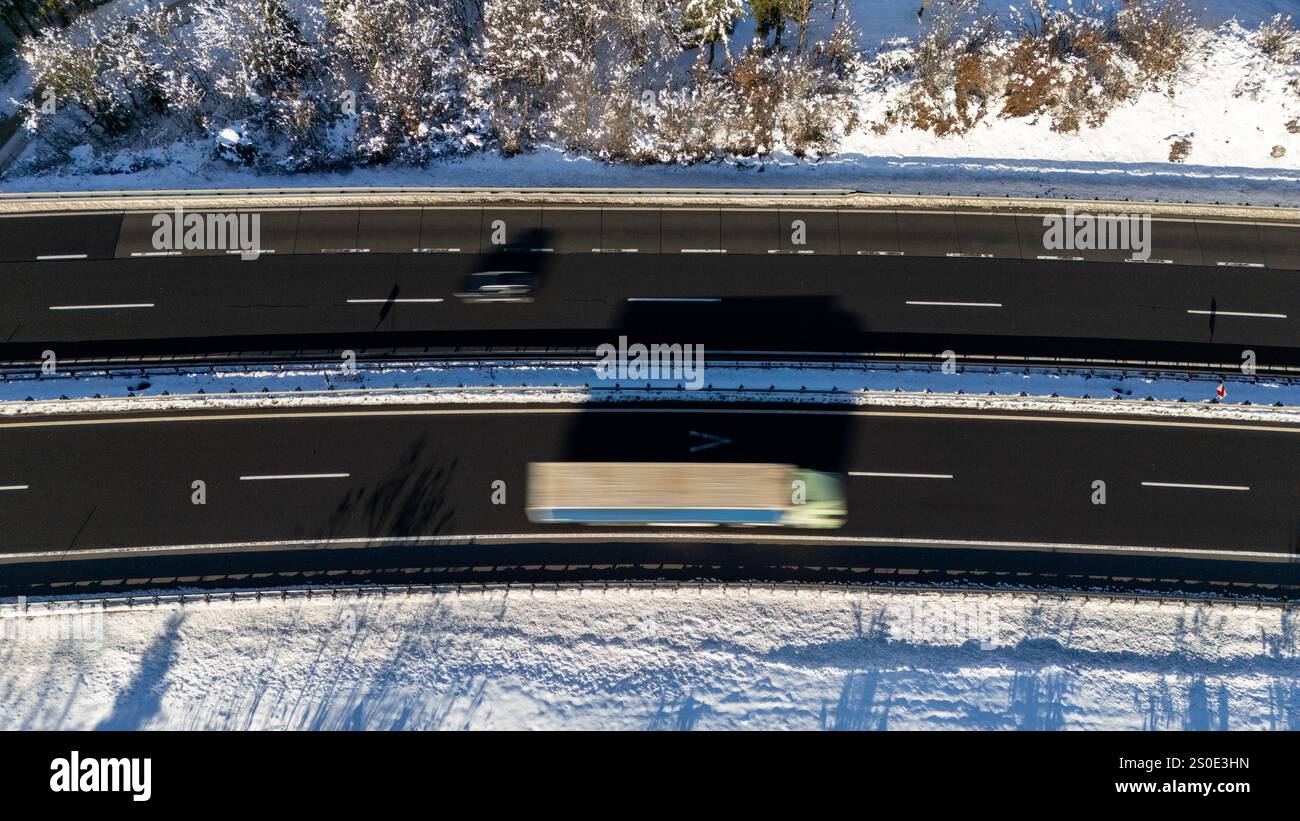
3,585,1297,730
3,2,1296,205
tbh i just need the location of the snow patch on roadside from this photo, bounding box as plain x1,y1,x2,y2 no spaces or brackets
4,359,1299,424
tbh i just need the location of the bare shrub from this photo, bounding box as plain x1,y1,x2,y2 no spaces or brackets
1256,14,1300,63
895,0,997,135
1115,0,1200,86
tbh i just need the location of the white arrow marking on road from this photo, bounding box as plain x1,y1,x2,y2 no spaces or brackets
689,431,733,453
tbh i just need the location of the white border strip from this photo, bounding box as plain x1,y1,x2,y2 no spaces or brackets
0,531,1290,563
4,406,1300,434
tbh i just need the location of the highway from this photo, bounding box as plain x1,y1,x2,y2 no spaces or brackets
1,205,1297,598
0,404,1295,568
0,206,1296,364
3,250,1300,364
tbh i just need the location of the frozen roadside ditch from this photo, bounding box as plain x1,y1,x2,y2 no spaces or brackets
3,358,1299,424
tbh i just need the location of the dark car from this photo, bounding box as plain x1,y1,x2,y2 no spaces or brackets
453,271,536,303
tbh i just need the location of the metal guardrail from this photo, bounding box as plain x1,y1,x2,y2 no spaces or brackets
4,578,1294,615
0,187,1295,216
3,349,1299,378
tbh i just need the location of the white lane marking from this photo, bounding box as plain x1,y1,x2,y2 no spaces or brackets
906,301,1002,308
1215,261,1265,268
239,473,350,481
1141,481,1250,491
346,298,444,304
1187,309,1287,319
36,253,88,261
850,471,953,479
1037,255,1084,261
2,532,1288,564
680,248,725,254
130,251,181,257
0,485,29,491
626,297,722,303
48,303,154,311
3,407,1300,435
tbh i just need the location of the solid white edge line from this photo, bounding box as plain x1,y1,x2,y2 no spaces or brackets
48,303,155,310
1141,481,1250,491
1186,310,1287,319
4,407,1300,434
0,532,1290,563
850,472,954,479
0,485,29,491
35,254,88,260
239,473,351,481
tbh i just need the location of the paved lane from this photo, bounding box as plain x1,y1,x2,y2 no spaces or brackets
0,405,1294,560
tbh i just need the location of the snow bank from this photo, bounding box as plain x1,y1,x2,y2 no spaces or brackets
2,584,1296,729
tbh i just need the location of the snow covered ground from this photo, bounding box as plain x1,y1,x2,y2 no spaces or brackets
2,584,1297,730
848,22,1299,171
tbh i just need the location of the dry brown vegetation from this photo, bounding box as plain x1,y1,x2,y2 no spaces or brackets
881,0,1201,137
1256,14,1300,63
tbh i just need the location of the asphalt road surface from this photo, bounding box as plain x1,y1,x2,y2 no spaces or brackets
1,404,1294,564
3,207,1297,267
2,251,1300,363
